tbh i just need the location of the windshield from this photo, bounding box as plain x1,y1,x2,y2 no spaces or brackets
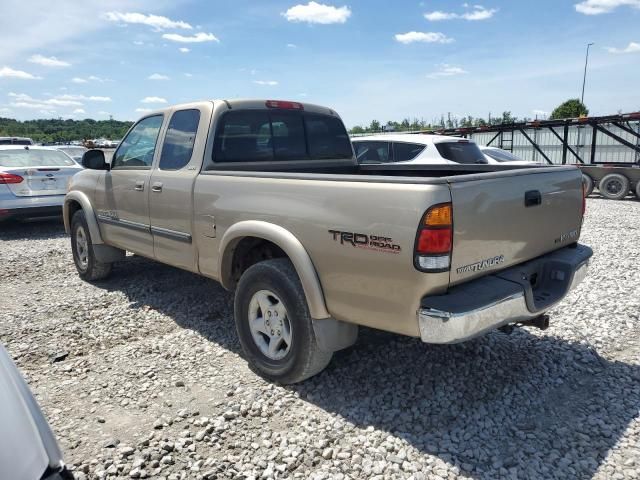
435,141,487,164
482,148,523,162
0,149,78,167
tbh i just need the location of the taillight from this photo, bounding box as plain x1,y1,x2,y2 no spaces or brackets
265,100,304,110
415,203,452,272
0,172,24,184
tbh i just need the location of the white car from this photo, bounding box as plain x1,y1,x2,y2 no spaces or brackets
0,343,73,479
352,134,539,166
0,146,83,221
480,146,540,166
352,134,489,165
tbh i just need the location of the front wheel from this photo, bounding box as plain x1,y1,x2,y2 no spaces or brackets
234,258,332,384
71,210,112,281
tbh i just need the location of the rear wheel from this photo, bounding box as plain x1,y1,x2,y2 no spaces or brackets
582,174,594,197
635,181,640,199
234,258,332,384
71,210,112,281
599,173,629,200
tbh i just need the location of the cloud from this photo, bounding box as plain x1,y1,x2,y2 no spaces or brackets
162,32,219,43
607,41,640,53
141,96,167,104
0,66,41,79
57,94,111,102
28,54,71,67
253,80,279,86
73,108,86,114
424,5,497,21
184,73,193,77
287,43,298,48
282,2,351,24
103,11,192,30
575,0,640,14
426,64,468,78
148,73,170,80
71,77,87,84
72,75,108,84
394,32,453,44
179,47,190,53
135,107,153,113
8,92,112,110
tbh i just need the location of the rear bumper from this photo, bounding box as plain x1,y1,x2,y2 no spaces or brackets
418,244,592,344
0,194,65,220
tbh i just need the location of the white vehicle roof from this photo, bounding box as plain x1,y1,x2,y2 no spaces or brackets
351,133,474,145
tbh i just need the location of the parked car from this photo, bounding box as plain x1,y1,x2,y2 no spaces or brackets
64,99,591,384
0,343,74,479
0,146,83,221
480,146,540,165
55,146,88,163
352,134,489,165
0,136,34,146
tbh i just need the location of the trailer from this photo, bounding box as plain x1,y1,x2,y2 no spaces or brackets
407,112,640,200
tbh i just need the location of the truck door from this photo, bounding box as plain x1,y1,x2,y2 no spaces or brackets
97,114,164,258
149,104,211,271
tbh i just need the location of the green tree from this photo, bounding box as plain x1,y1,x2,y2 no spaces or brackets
550,99,589,120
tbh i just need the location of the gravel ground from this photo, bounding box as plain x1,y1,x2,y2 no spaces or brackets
1,197,639,480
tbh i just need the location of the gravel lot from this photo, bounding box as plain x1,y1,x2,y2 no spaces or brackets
1,197,639,480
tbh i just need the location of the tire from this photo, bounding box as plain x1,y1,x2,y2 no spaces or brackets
635,181,640,200
70,210,112,281
234,258,332,384
598,173,630,200
582,174,594,197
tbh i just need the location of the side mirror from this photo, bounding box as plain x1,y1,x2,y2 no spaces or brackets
81,149,110,170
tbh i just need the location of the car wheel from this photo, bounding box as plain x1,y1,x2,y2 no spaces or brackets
71,210,112,281
598,173,630,200
582,174,594,197
234,258,332,384
635,181,640,200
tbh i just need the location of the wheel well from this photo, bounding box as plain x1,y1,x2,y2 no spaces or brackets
67,200,82,219
229,237,287,288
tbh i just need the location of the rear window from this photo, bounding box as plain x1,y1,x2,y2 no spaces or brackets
0,138,32,145
213,109,352,163
435,141,486,164
482,148,522,162
0,149,77,167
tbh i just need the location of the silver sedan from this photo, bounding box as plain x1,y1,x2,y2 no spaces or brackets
0,145,83,221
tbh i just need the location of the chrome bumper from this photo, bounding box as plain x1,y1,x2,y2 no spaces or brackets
418,249,590,344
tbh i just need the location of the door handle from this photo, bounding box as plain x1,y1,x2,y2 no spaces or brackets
151,182,163,193
134,181,145,192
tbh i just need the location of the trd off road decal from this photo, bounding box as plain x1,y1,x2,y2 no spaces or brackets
328,230,401,254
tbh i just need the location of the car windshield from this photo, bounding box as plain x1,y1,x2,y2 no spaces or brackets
435,141,486,164
482,148,523,162
0,149,78,167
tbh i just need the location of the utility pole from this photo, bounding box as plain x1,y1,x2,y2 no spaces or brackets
581,42,594,105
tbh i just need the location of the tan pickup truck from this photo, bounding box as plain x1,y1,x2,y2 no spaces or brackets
64,99,592,383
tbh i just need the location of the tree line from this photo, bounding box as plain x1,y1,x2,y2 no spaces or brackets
349,99,590,134
0,117,133,143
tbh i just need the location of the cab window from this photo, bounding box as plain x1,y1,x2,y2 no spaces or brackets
159,109,200,170
112,115,163,169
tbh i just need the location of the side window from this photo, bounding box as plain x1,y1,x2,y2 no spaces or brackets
393,142,425,162
112,115,163,169
159,109,201,170
213,111,273,163
353,141,391,164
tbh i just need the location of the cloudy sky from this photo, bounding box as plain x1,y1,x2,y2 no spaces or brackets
0,0,638,127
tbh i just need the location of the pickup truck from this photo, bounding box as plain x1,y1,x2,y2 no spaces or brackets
64,99,592,384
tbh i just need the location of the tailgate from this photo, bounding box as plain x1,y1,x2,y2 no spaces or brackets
448,166,584,285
